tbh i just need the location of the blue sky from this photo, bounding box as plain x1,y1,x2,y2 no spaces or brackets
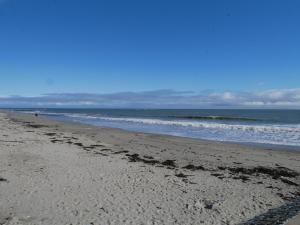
0,0,300,108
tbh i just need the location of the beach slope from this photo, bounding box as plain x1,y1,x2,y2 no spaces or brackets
0,111,300,225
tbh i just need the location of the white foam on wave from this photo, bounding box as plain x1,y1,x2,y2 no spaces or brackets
22,111,300,147
37,112,300,133
94,116,300,134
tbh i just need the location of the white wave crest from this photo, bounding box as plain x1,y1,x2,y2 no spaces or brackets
94,116,300,134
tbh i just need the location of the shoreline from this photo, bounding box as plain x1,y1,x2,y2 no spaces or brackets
1,110,300,224
7,110,300,160
40,114,300,152
7,108,300,151
7,109,300,153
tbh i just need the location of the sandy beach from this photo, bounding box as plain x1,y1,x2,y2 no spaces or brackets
0,111,300,225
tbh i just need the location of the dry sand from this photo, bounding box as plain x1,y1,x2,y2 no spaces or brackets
0,111,300,225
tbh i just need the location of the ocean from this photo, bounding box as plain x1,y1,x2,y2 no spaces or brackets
15,108,300,149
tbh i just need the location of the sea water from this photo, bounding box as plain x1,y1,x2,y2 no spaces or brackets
16,109,300,149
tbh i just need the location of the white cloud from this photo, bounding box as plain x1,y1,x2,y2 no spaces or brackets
221,92,236,101
1,88,300,108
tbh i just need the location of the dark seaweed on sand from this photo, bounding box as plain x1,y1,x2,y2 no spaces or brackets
126,153,160,165
280,178,299,186
183,164,206,171
232,175,250,182
73,142,84,147
26,124,47,128
113,150,129,154
44,133,57,136
227,166,299,179
175,173,189,178
161,160,176,167
0,177,8,182
90,144,105,147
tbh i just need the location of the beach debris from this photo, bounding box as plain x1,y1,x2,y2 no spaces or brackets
227,166,299,179
125,153,180,170
73,142,84,147
266,186,281,191
93,152,108,156
50,139,64,143
211,173,225,180
214,165,299,185
113,150,129,154
0,216,12,225
26,124,46,128
126,153,160,165
0,177,8,182
175,173,189,178
218,166,226,170
232,175,250,182
183,164,206,171
277,193,293,201
100,149,111,152
161,160,176,167
280,178,299,186
89,144,105,147
44,133,57,136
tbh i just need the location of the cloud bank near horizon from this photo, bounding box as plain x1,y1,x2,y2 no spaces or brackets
1,88,300,108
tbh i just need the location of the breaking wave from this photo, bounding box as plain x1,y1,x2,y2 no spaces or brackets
19,110,300,147
171,116,259,121
94,116,300,134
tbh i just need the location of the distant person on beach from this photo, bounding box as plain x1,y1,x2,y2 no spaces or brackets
34,113,39,117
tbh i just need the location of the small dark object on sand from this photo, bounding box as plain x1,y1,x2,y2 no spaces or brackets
34,113,38,117
100,148,111,152
228,166,299,179
26,124,46,128
211,173,225,179
0,177,8,182
218,166,226,170
51,139,63,143
94,152,108,156
74,142,84,147
126,153,160,165
232,175,250,182
162,160,176,167
183,164,206,171
90,144,105,147
113,150,129,154
126,153,140,162
280,178,299,186
44,133,56,136
175,173,189,178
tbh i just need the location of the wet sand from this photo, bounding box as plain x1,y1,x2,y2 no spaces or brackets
0,111,300,225
285,214,300,225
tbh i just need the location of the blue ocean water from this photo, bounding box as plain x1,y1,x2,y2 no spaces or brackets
16,109,300,148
